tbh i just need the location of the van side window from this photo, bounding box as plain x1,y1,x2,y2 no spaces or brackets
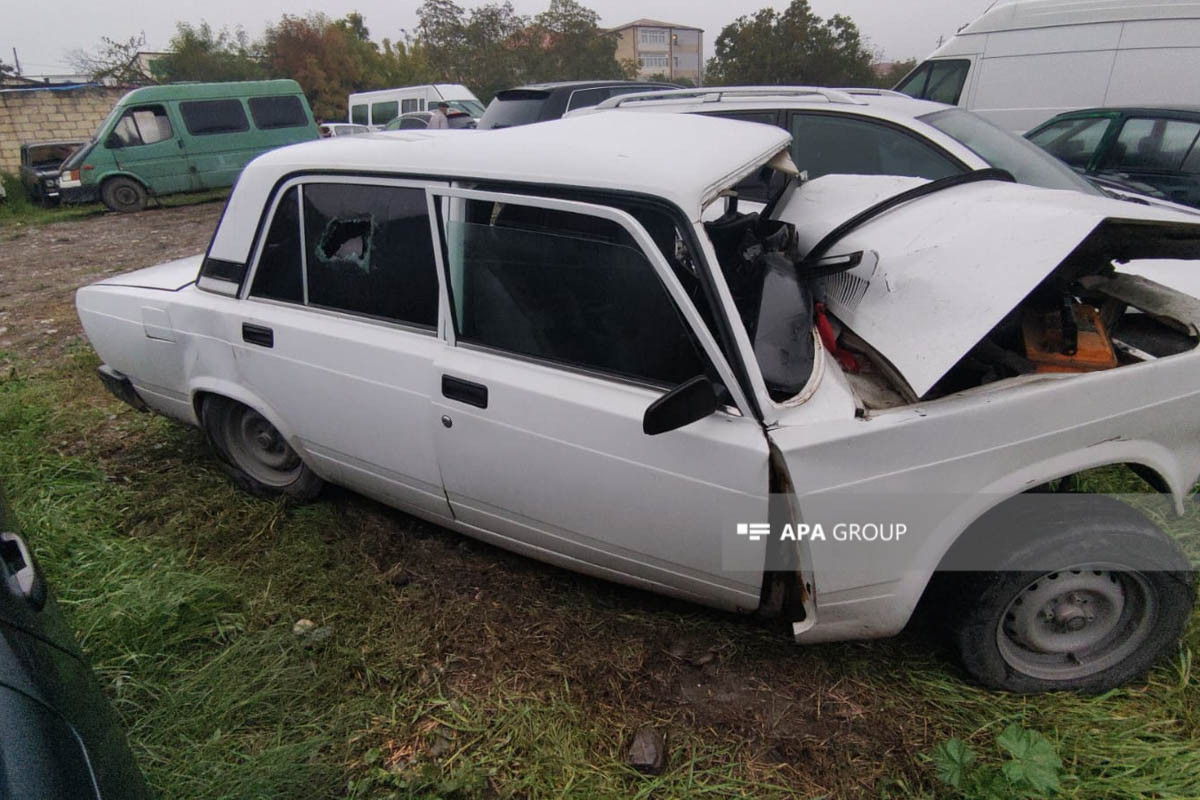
401,99,420,114
350,105,368,125
180,99,250,136
109,105,173,147
249,188,303,303
248,96,308,130
372,101,400,126
896,59,969,105
302,183,439,328
441,199,707,387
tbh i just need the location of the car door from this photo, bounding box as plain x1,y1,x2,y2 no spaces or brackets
233,176,453,520
176,98,254,189
108,103,195,194
428,187,770,610
1097,114,1200,207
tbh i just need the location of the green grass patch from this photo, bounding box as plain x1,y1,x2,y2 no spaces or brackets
0,172,228,228
1,348,1199,799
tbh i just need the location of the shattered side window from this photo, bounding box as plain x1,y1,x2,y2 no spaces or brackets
249,187,303,303
302,183,439,328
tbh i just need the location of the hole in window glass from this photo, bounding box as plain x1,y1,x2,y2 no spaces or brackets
250,187,303,303
789,113,959,181
302,183,438,327
180,99,249,135
248,95,308,129
442,200,707,387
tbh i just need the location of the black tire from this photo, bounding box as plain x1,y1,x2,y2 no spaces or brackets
949,496,1194,693
100,176,147,213
200,396,323,502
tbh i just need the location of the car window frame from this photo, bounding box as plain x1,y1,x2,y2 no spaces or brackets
428,185,755,415
241,174,450,338
785,109,969,178
1101,114,1200,175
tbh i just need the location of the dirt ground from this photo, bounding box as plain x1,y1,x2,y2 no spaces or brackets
0,201,943,797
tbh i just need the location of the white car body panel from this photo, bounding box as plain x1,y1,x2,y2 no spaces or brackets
75,112,1200,644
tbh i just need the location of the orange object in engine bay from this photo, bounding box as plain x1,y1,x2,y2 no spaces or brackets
1022,301,1118,373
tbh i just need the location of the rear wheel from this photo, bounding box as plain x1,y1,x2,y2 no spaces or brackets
201,396,323,501
950,497,1194,693
101,177,147,213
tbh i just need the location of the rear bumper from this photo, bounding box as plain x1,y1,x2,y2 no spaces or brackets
97,366,149,412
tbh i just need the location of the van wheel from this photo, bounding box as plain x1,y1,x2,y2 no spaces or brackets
949,497,1194,693
101,177,147,213
201,396,323,502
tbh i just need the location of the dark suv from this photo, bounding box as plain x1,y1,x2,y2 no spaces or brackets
0,489,151,799
477,80,679,129
1026,107,1200,208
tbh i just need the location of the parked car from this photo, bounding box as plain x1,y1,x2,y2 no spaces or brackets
1025,107,1200,209
349,84,485,128
19,140,85,205
76,112,1200,693
576,86,1107,203
0,487,151,799
894,0,1200,132
58,79,320,213
476,80,678,129
319,123,371,138
383,110,476,130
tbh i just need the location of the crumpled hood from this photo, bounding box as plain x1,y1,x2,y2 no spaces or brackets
774,175,1200,397
94,254,203,292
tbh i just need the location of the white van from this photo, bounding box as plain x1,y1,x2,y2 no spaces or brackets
895,0,1200,133
347,84,485,128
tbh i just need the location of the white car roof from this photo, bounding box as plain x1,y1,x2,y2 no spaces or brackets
208,113,791,264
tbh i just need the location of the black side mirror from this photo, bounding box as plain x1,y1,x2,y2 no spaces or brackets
643,376,720,436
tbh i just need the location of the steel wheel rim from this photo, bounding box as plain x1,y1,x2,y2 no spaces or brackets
113,184,139,207
996,563,1156,682
221,407,301,487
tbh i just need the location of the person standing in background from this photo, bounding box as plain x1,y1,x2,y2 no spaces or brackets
429,102,450,129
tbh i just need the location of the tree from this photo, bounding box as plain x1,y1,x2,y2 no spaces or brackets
0,59,13,77
264,13,376,120
521,0,632,83
706,0,876,87
417,0,528,102
67,32,158,84
870,57,917,90
153,23,267,83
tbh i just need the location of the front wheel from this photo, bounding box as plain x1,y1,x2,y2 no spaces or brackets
201,396,323,502
100,177,147,213
950,498,1194,693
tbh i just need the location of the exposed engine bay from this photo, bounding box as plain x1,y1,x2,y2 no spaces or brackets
705,171,1200,411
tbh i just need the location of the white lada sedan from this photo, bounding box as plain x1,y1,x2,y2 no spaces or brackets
77,113,1200,693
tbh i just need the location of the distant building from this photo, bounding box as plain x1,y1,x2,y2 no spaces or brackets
610,19,703,86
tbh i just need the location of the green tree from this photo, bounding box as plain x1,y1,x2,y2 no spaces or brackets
264,13,375,120
521,0,632,82
153,23,267,83
706,0,876,87
416,0,528,102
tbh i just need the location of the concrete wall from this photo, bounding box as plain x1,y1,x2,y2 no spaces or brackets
0,86,126,174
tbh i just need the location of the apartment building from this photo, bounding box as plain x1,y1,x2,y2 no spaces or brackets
611,19,703,85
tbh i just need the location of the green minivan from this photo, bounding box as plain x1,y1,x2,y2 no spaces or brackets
59,80,319,212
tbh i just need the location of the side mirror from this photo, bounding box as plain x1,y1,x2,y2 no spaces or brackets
643,376,720,436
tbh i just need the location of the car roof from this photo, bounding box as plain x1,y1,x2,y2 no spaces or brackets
208,113,791,264
503,80,678,93
959,0,1200,35
586,86,951,119
1042,106,1200,119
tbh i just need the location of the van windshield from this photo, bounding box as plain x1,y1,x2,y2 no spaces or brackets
920,108,1101,195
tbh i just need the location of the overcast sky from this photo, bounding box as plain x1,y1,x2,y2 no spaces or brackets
6,0,998,76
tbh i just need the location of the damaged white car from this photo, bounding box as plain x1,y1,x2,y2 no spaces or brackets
76,113,1200,693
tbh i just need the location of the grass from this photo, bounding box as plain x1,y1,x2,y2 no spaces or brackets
1,341,1199,798
0,172,229,227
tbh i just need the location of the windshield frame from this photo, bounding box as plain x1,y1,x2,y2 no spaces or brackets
918,108,1101,195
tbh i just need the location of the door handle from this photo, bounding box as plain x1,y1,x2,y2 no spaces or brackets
242,323,274,348
441,375,488,409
